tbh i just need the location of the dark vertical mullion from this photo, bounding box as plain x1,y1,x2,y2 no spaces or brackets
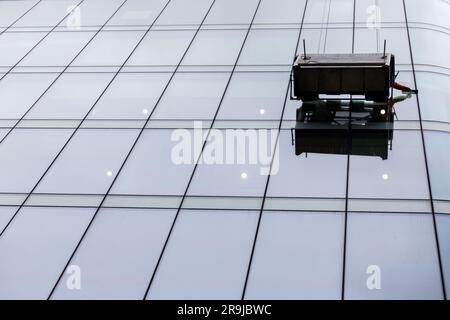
402,0,447,300
341,0,356,300
142,0,265,300
0,0,87,82
0,0,43,37
240,0,309,300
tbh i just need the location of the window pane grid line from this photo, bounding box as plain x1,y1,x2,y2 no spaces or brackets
403,0,447,300
0,0,130,146
240,0,309,300
0,0,87,83
136,0,266,300
0,0,43,37
0,0,132,259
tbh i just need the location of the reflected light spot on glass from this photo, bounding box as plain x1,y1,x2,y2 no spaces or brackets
241,172,248,179
106,170,113,177
259,108,265,115
382,173,389,180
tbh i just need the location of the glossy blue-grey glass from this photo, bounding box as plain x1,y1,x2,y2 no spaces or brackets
0,73,58,119
72,31,145,66
35,129,140,195
0,207,94,299
24,73,114,119
344,212,443,299
147,210,258,300
126,30,195,66
107,0,168,26
217,72,289,120
152,72,229,120
89,72,171,119
51,208,177,300
0,128,73,193
424,131,450,201
435,214,450,298
267,130,348,198
0,32,46,66
204,0,259,25
111,129,200,196
245,211,344,299
18,31,95,67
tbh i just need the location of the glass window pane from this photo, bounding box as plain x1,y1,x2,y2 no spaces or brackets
51,208,176,300
147,210,258,300
0,206,17,231
14,0,78,27
18,31,95,67
107,0,168,26
245,211,344,299
60,0,124,27
304,0,353,24
296,28,352,55
111,129,200,196
410,28,450,70
155,0,213,25
89,73,171,120
436,214,450,298
72,31,145,66
187,129,277,197
204,0,259,24
295,28,323,55
218,72,288,120
355,0,405,23
0,73,58,119
127,30,195,66
0,128,73,193
238,29,299,66
349,130,429,199
35,129,139,195
152,72,229,120
267,130,348,198
25,73,114,119
416,72,450,123
255,0,306,24
0,129,8,141
425,131,450,201
0,1,38,27
321,28,353,53
345,212,443,299
354,27,411,64
328,0,354,23
0,32,46,66
0,207,94,299
182,30,246,66
406,0,450,29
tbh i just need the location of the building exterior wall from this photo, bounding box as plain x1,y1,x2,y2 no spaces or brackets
0,0,448,299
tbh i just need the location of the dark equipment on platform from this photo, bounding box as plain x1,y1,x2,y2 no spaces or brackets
291,52,396,102
289,40,418,160
291,100,394,160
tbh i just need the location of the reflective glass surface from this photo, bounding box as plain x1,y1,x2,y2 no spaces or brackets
0,0,448,300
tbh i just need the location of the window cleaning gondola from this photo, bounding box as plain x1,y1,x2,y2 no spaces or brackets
290,40,418,159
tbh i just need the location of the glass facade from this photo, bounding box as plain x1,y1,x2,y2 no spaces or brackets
0,0,448,300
